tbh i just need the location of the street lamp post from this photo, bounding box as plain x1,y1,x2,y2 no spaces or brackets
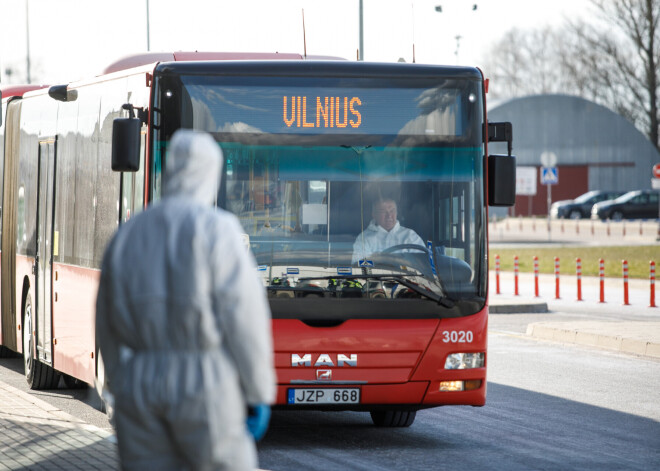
454,35,462,64
359,0,364,61
434,3,477,65
146,0,151,51
26,0,31,83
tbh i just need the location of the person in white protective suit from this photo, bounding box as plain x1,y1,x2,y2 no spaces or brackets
95,129,275,471
352,197,425,263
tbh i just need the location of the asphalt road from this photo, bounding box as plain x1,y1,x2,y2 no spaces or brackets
2,307,658,470
255,328,660,470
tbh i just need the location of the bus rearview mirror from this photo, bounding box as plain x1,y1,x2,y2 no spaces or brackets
488,154,516,207
112,104,141,172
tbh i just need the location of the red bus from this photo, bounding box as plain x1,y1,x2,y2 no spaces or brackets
0,53,515,426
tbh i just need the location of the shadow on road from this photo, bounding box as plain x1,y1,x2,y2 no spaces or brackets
258,383,660,470
0,357,106,413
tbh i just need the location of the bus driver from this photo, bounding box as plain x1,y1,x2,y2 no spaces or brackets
352,197,425,263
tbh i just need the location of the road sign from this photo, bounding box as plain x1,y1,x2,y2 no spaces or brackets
516,166,537,195
540,167,558,185
653,163,660,179
540,151,557,167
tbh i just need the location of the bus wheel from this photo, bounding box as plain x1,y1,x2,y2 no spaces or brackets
22,291,60,390
370,410,416,427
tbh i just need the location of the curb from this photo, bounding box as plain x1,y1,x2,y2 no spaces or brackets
525,321,660,359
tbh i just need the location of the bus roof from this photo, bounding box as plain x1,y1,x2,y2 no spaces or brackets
153,60,483,81
0,84,49,100
102,51,307,75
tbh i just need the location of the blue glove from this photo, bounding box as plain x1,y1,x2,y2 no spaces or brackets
246,404,271,441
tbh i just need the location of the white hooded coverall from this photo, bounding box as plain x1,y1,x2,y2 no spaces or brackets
352,220,425,263
96,130,275,470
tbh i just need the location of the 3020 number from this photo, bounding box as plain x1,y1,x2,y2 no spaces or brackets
442,330,473,343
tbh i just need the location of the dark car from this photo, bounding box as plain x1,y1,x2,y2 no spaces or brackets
591,189,660,221
551,190,623,219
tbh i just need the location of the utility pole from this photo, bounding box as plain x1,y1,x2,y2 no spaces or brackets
435,3,477,65
359,0,364,61
454,35,461,64
146,0,151,51
26,0,31,83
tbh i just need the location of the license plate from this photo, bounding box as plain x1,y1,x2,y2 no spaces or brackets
287,388,360,404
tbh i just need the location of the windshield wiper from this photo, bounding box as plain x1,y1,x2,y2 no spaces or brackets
297,274,454,307
361,274,453,307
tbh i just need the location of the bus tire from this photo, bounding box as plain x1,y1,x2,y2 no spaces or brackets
370,410,416,427
22,291,60,390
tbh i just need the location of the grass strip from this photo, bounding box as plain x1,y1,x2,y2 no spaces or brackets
489,245,658,279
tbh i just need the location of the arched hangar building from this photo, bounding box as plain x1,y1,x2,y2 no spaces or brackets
487,94,660,216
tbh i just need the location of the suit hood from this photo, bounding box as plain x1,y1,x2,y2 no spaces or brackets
163,129,223,203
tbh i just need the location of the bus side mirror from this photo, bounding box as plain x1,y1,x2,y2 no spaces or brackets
487,121,515,206
112,104,142,172
488,154,516,206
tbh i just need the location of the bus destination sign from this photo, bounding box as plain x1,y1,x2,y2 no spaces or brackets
182,79,469,137
283,96,362,129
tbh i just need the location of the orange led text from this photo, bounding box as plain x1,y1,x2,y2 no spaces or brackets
283,96,362,129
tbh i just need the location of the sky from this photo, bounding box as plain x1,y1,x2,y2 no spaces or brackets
0,0,592,85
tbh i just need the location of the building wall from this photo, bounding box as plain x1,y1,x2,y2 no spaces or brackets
488,94,660,215
513,165,588,216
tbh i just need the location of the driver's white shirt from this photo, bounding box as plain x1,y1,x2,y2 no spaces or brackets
352,220,425,263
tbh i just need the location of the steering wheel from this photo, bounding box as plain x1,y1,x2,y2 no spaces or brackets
381,244,430,255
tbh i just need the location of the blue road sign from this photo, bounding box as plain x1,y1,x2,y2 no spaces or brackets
358,259,374,268
541,167,558,185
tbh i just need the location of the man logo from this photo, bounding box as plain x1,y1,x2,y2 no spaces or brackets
291,353,358,367
316,370,332,381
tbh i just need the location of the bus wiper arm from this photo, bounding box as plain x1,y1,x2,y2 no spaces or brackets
298,274,454,307
374,275,453,307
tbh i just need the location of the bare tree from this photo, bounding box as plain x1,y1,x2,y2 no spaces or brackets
480,26,579,101
482,0,660,150
565,0,660,149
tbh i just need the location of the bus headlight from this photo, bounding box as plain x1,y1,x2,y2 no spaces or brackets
444,352,484,370
439,380,482,391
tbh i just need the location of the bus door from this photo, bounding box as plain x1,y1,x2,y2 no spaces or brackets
35,138,56,365
1,98,21,351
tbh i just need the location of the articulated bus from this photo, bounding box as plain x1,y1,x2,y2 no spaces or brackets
0,52,515,427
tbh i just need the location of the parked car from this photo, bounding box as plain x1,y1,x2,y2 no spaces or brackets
591,189,660,221
551,190,624,219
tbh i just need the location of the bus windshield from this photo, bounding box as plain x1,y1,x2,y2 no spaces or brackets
154,68,486,315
